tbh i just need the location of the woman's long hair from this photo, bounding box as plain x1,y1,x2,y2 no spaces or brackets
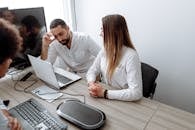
102,14,135,80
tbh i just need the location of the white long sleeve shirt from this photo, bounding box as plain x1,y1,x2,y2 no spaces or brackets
47,32,100,73
0,99,8,129
0,110,9,130
0,99,6,110
86,46,143,101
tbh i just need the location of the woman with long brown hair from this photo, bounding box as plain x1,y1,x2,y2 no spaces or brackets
86,14,142,101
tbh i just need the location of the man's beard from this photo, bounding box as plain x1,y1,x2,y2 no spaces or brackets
60,37,70,46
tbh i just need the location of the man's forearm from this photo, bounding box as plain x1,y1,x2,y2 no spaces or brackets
41,45,49,60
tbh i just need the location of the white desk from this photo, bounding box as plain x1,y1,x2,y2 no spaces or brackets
0,73,195,130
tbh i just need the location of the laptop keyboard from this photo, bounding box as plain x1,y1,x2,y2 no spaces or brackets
55,73,72,84
9,98,67,130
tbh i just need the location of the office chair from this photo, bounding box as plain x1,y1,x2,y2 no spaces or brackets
141,62,159,99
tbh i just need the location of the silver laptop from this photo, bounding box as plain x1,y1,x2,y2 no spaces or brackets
28,55,81,89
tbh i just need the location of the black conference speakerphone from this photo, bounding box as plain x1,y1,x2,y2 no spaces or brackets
57,99,106,130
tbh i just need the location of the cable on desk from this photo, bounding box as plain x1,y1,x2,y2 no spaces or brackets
23,80,38,93
13,78,38,93
13,80,23,92
10,70,86,103
35,91,86,104
58,92,86,104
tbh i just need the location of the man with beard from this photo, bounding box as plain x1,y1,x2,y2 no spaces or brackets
41,19,100,77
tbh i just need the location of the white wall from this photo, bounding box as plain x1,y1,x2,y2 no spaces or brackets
74,0,195,113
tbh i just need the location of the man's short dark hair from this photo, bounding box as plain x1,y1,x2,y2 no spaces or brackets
50,19,67,29
21,15,41,32
0,18,21,64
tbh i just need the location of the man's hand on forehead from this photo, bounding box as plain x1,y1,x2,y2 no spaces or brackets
47,32,55,40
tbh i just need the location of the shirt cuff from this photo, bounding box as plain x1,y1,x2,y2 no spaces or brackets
86,75,96,83
0,100,7,110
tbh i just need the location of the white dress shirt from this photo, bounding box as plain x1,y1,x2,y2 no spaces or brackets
86,46,143,101
47,32,101,73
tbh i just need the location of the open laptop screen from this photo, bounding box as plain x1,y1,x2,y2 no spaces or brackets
28,55,81,89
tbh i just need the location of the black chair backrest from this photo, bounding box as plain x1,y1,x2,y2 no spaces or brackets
141,62,159,98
